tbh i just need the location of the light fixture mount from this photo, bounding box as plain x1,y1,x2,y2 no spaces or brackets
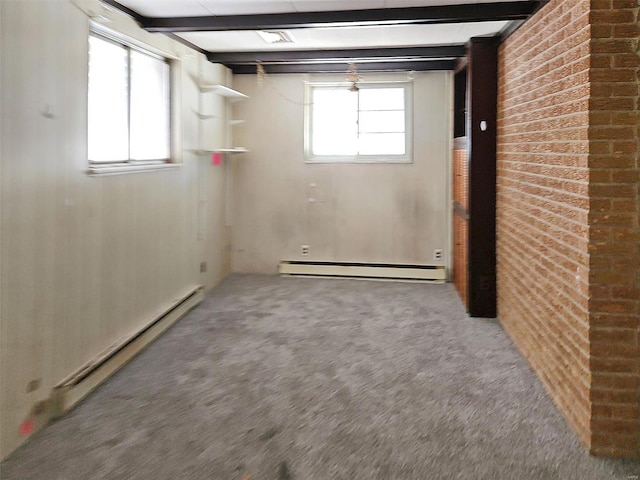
256,30,295,44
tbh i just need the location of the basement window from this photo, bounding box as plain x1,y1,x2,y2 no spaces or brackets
88,31,173,172
305,82,412,163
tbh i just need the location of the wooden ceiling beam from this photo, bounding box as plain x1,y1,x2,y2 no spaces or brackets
207,46,466,65
229,60,456,74
138,2,543,33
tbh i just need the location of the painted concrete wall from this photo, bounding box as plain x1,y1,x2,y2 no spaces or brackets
0,1,231,459
231,72,452,273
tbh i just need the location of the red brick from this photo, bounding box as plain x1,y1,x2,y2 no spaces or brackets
611,83,640,96
591,357,640,374
611,112,640,125
592,372,640,390
590,314,638,329
591,418,638,435
590,68,637,83
611,287,640,301
590,11,636,26
611,170,640,183
610,0,638,8
612,53,640,68
591,328,638,345
592,389,639,404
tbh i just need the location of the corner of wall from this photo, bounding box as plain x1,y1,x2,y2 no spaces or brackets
0,0,231,460
586,0,640,458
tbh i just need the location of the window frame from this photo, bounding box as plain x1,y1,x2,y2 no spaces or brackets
304,81,413,164
88,24,181,174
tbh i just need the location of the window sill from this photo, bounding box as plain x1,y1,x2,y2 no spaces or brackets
305,157,413,165
88,163,181,177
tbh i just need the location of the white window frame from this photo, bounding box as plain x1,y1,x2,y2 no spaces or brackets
88,24,181,175
304,81,413,164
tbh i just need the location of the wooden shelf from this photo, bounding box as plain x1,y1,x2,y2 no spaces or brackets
198,84,249,101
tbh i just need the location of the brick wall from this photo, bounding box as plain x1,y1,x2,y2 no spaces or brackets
498,0,593,449
497,0,640,457
588,0,640,457
453,145,469,307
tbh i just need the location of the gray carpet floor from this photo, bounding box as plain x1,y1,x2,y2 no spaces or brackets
2,274,639,479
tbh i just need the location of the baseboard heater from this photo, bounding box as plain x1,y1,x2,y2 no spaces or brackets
278,261,446,283
51,286,204,416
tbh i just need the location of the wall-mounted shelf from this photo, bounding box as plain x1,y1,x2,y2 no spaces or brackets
195,111,217,120
198,84,249,101
197,147,248,155
215,147,248,154
197,73,248,155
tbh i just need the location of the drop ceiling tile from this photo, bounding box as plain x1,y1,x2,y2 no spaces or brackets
116,0,523,17
382,0,475,7
291,0,385,12
179,21,508,52
115,0,213,17
199,0,297,15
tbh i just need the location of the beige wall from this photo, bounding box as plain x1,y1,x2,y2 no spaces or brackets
0,1,230,458
231,72,452,273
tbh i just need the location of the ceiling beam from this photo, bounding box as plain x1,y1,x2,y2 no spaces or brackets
141,2,542,33
165,33,207,55
102,0,146,22
229,60,456,74
207,45,466,65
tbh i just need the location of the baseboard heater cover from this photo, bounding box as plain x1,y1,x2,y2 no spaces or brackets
51,286,204,416
278,261,446,282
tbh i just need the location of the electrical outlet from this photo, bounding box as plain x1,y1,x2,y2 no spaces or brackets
433,249,443,261
301,245,310,256
200,262,207,273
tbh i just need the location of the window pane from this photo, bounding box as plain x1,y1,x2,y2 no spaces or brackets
359,111,405,133
130,51,170,160
88,35,129,162
358,133,406,155
312,89,358,156
359,88,405,111
307,84,410,161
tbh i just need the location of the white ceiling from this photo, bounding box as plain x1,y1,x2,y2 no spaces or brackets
109,0,533,71
178,21,508,52
116,0,525,18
